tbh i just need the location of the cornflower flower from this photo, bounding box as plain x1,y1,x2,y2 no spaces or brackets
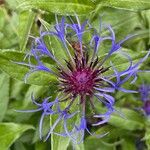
17,15,149,144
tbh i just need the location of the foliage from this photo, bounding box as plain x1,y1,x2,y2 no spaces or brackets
0,0,150,149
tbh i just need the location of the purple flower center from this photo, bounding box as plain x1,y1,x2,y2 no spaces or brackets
58,44,108,97
67,68,96,95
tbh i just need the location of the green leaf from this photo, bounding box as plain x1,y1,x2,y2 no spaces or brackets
35,142,49,150
141,10,150,45
97,0,150,11
85,135,116,150
109,108,145,131
0,123,34,150
91,8,142,39
5,0,18,10
0,49,55,64
84,125,123,150
144,130,150,149
16,0,94,15
0,8,5,30
73,143,85,150
0,8,19,49
0,73,9,122
122,137,136,150
0,49,58,85
50,108,70,150
10,79,28,99
13,141,26,150
19,10,36,51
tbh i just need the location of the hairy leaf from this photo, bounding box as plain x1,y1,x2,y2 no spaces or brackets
109,108,145,131
0,73,9,121
16,0,95,15
0,50,58,85
19,11,36,51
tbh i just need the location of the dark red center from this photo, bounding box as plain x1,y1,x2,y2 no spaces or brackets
58,48,109,97
68,68,95,95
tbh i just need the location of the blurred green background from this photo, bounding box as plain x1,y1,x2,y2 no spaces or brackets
0,0,150,150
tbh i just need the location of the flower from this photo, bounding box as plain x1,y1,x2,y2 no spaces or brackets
139,84,150,115
17,15,149,144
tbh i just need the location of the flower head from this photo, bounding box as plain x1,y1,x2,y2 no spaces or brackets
17,15,149,143
139,84,150,115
